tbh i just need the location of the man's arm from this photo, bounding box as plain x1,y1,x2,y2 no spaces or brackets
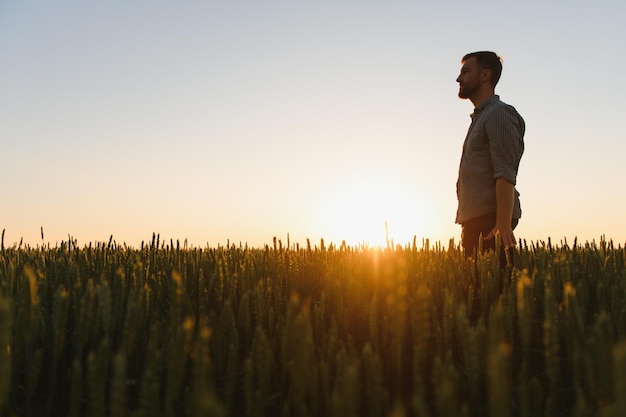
485,178,516,248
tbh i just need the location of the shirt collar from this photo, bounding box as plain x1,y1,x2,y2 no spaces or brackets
470,95,500,118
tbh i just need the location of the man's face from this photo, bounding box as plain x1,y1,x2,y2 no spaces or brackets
456,57,483,100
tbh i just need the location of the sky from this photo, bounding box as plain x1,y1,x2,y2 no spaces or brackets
2,0,625,249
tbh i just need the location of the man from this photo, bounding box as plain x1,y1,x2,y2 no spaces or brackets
455,51,525,261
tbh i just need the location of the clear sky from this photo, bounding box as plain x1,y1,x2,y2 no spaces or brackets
2,1,625,248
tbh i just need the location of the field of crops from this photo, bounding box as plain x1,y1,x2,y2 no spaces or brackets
1,234,626,417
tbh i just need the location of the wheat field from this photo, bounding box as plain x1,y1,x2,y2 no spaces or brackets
1,234,625,417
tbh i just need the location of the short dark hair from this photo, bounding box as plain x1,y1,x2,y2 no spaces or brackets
462,51,503,87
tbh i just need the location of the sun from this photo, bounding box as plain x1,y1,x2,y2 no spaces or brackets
315,173,431,248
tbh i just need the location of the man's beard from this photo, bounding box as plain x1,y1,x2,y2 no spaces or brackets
458,83,477,99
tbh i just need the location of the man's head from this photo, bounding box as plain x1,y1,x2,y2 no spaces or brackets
456,51,502,104
463,51,502,87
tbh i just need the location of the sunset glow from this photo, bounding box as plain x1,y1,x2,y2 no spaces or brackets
315,174,432,247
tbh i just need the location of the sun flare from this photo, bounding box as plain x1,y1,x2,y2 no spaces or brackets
315,174,432,248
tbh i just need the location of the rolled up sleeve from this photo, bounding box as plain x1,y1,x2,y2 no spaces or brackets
486,106,525,185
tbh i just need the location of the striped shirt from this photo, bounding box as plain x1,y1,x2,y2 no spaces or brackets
455,95,525,224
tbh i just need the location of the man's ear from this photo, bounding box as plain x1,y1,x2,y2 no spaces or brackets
480,69,492,84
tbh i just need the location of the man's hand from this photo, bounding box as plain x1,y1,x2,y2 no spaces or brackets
485,178,517,248
485,222,516,248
